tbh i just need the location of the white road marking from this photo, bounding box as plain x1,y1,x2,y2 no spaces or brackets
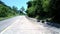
0,16,60,34
0,19,20,34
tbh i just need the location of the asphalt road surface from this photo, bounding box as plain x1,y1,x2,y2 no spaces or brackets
0,16,60,34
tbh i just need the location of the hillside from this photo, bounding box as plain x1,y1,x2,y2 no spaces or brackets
0,1,18,17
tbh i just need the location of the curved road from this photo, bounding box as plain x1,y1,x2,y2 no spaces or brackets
0,16,60,34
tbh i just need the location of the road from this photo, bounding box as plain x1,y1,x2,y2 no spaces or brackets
0,16,60,34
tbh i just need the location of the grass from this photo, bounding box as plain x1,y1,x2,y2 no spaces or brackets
0,15,16,21
0,17,8,21
0,14,25,21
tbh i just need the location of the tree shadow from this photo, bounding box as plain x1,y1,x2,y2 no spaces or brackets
46,22,60,28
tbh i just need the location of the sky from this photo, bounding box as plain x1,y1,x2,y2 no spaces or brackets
1,0,29,10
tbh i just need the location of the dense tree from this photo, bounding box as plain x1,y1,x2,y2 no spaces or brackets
0,1,19,17
26,0,60,23
26,1,37,18
50,0,60,23
26,0,47,19
18,7,25,15
12,6,18,15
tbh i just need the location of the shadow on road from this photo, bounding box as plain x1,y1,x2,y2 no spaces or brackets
46,22,60,28
25,16,60,28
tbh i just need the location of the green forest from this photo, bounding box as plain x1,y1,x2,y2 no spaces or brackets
0,1,24,20
26,0,60,24
0,0,60,24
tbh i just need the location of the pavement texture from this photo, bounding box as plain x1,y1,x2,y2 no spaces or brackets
0,16,60,34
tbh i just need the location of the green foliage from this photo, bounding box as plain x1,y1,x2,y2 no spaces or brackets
0,1,18,17
18,7,25,15
27,6,36,17
49,0,60,23
26,1,37,18
26,0,60,23
27,1,32,8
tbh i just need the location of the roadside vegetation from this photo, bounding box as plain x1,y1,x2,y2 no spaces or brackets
26,0,60,24
0,1,25,21
0,0,60,24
